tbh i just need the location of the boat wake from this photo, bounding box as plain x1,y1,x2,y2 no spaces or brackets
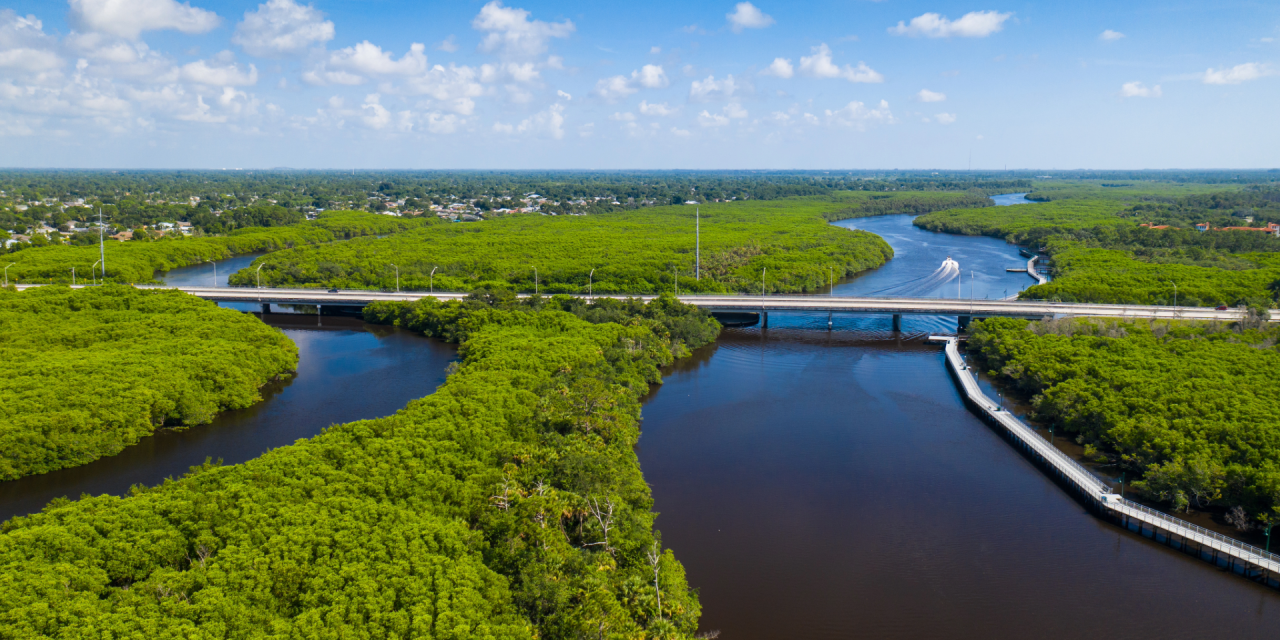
866,257,960,297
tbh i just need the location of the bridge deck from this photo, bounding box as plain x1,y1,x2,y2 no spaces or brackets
18,284,1267,323
933,335,1280,578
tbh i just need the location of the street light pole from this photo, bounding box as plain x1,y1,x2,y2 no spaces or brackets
534,267,538,295
430,266,437,294
588,268,594,298
98,206,105,279
695,207,700,280
674,266,678,296
1266,524,1273,554
70,267,76,285
3,263,13,287
256,263,265,289
92,259,101,286
390,264,399,292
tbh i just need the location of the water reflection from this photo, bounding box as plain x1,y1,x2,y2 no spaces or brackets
639,328,1280,640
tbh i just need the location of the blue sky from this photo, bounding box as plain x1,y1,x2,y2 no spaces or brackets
0,0,1276,169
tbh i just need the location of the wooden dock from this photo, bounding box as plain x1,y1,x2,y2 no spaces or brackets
931,335,1280,589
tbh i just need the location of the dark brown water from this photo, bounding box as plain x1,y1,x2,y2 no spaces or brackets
0,314,455,522
638,327,1280,640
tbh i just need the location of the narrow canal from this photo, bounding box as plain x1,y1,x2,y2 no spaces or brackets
637,213,1280,639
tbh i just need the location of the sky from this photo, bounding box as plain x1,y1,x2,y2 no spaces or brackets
0,0,1276,169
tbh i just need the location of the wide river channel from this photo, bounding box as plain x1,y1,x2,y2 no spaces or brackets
3,205,1279,638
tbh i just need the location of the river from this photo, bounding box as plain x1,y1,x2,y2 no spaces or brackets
5,205,1278,637
637,211,1280,639
0,261,456,522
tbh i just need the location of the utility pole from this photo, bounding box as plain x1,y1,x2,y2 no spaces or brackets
673,266,678,296
70,267,76,285
534,267,538,295
3,263,13,287
588,268,594,297
430,266,437,294
98,206,105,280
695,207,700,280
390,264,399,292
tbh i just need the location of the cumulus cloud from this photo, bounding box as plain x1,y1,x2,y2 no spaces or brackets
762,57,793,78
1202,62,1273,84
934,112,956,124
181,53,259,86
437,35,459,53
916,88,946,102
592,64,668,101
689,74,747,101
638,100,677,116
69,0,220,40
557,89,571,100
798,44,883,83
516,102,565,138
472,1,574,60
1099,29,1125,41
889,11,1012,38
306,41,429,85
697,101,747,127
609,111,635,121
233,0,334,58
824,99,894,128
727,2,774,33
399,65,485,115
671,126,691,137
0,11,62,73
1120,81,1161,98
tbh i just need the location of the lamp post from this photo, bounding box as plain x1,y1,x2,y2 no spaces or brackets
430,266,437,294
762,266,766,298
256,263,265,289
1120,472,1125,498
534,267,538,295
3,263,13,287
673,266,678,296
92,259,101,286
1266,524,1273,554
695,207,700,280
1171,281,1177,307
830,266,834,296
70,267,76,286
588,268,594,298
206,259,217,287
390,264,399,293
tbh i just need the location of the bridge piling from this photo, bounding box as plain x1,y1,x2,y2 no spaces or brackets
761,311,768,328
957,315,971,331
892,314,901,332
261,303,270,314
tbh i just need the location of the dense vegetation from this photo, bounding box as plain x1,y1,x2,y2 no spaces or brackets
4,211,430,285
914,184,1280,307
821,190,993,221
230,199,897,294
968,316,1280,524
0,292,719,638
0,285,297,481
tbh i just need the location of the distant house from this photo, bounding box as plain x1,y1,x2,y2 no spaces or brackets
1194,223,1210,232
177,221,193,235
1139,223,1177,230
1219,222,1280,237
111,230,133,241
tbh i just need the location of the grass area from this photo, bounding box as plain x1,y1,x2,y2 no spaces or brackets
230,199,898,294
0,285,297,480
4,211,431,285
0,294,715,638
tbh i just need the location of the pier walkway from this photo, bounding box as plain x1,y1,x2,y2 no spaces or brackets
932,335,1280,588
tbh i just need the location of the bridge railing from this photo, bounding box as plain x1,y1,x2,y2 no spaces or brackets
1112,497,1280,568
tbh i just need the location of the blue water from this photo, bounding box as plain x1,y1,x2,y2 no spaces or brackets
990,192,1036,206
159,253,264,312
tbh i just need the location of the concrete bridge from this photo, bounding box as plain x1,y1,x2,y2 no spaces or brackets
27,284,1268,328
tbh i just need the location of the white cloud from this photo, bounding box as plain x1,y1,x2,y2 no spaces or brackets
934,112,956,124
889,11,1012,38
1202,62,1273,85
516,102,565,138
610,111,636,121
492,121,514,134
1099,29,1125,41
360,93,391,129
0,11,62,73
424,112,462,134
592,64,668,101
69,0,220,40
671,126,691,137
181,54,259,86
306,42,432,85
824,99,894,129
798,44,883,83
233,0,333,58
593,75,636,101
762,57,794,78
724,102,748,119
557,89,571,100
697,110,729,127
1120,81,1161,98
472,1,574,60
690,74,747,101
437,35,459,53
639,100,677,116
399,65,484,115
727,2,775,33
915,89,945,102
650,46,661,54
635,64,668,88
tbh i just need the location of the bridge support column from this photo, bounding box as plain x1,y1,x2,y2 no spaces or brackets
761,311,768,328
892,314,901,332
261,303,270,314
958,315,971,331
